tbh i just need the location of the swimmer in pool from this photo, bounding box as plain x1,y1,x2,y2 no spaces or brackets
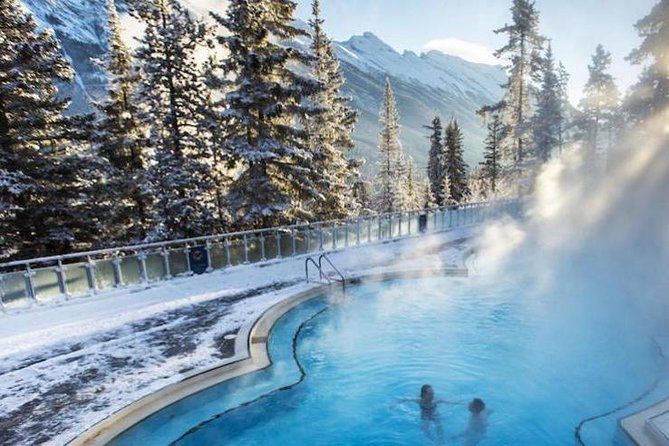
451,398,493,446
392,385,463,444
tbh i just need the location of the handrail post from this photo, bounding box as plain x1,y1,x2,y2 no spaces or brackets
161,247,172,279
84,257,97,295
205,240,214,272
275,231,282,259
56,258,70,298
389,214,393,238
319,225,324,251
138,252,149,285
184,245,192,275
243,234,250,264
356,218,361,246
225,237,232,267
344,221,349,247
111,256,124,288
260,234,266,261
367,217,372,243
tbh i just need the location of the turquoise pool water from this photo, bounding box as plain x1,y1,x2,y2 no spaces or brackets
111,276,669,445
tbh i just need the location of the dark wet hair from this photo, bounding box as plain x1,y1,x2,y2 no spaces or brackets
421,385,433,398
469,398,485,414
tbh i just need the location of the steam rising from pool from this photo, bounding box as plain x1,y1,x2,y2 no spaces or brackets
476,108,669,325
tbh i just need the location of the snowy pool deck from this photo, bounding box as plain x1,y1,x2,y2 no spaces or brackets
0,229,475,446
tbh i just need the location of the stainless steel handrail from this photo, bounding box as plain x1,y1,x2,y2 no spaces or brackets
318,254,345,289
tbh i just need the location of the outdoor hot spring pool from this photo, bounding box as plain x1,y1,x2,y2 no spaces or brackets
110,276,669,445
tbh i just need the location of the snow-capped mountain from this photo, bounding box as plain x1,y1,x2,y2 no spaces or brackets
18,0,505,172
330,33,505,171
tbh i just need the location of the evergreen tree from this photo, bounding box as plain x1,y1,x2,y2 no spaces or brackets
134,0,216,239
352,179,374,216
0,0,106,258
625,0,669,123
579,44,620,158
443,119,470,203
305,0,358,220
93,0,151,244
199,54,232,231
405,157,419,209
425,116,444,205
556,62,571,155
440,173,455,206
374,79,407,213
211,0,321,228
480,114,503,193
533,44,563,162
483,0,545,164
421,180,436,210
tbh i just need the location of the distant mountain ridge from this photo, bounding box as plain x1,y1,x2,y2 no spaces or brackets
18,0,506,174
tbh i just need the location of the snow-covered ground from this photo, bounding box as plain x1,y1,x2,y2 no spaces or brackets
0,228,476,446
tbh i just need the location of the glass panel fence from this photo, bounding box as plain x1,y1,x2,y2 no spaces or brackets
121,256,143,285
32,265,61,302
168,248,189,276
144,251,166,282
1,271,29,306
65,262,91,297
209,241,228,270
94,258,116,291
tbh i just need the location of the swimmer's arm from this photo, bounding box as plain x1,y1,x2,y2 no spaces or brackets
436,398,466,405
389,397,418,409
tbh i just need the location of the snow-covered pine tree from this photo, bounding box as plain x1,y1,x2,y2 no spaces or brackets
424,116,445,205
533,44,563,162
93,0,151,244
556,62,571,155
352,179,374,216
421,180,436,210
134,0,216,239
443,119,470,203
625,0,669,124
484,0,546,164
480,114,503,193
405,157,420,210
440,173,455,206
210,0,321,228
466,167,488,202
374,78,407,213
305,0,359,220
199,54,233,232
0,0,108,258
578,44,620,159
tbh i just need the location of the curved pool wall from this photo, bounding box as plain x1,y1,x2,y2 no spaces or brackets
105,275,669,446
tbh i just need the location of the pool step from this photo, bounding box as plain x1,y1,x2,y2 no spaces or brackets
621,399,669,446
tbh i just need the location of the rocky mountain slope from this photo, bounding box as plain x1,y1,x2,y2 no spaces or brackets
18,0,505,173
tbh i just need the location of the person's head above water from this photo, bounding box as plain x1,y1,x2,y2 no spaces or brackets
420,385,434,401
469,398,485,414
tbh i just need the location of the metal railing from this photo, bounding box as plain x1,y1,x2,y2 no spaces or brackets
0,199,521,310
305,253,346,289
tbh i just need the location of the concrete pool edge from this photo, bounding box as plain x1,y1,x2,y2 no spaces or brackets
70,267,467,446
620,397,669,446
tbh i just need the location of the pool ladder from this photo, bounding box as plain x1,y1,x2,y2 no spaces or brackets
305,254,346,290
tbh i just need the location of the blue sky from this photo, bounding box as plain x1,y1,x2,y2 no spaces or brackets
295,0,656,103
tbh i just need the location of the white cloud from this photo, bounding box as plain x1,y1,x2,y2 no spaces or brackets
423,38,498,65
